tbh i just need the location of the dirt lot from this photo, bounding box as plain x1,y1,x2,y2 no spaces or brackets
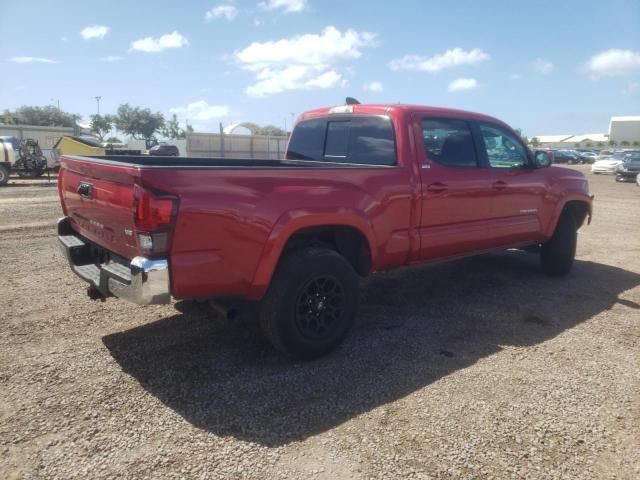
1,167,639,479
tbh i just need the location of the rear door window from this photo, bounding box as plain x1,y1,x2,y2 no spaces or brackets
421,118,478,167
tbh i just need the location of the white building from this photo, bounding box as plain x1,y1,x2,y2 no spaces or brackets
534,115,639,149
609,116,640,144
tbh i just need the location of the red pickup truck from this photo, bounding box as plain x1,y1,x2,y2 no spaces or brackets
57,102,592,358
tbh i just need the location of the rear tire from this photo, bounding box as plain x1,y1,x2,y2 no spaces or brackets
0,165,9,186
540,212,577,277
259,247,358,359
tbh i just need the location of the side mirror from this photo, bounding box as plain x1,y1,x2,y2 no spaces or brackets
534,150,552,168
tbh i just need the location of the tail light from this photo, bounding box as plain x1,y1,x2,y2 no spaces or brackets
133,184,178,254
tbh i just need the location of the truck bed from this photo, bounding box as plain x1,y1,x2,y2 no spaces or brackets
58,153,410,300
72,155,381,169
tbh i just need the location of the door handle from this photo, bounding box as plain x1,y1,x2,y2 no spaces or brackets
492,180,507,190
426,182,448,193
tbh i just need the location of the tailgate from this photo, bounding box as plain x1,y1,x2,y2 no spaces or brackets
59,156,140,259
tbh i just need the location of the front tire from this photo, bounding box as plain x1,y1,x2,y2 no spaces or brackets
0,165,9,186
540,212,577,277
259,247,358,359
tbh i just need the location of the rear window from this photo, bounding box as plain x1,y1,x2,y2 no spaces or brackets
287,119,325,161
287,116,396,166
324,121,350,160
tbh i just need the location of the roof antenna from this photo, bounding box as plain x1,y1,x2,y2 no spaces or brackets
345,97,360,105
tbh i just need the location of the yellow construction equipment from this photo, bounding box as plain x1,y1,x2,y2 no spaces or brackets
54,136,105,157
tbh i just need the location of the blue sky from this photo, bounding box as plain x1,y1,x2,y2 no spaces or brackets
1,0,639,136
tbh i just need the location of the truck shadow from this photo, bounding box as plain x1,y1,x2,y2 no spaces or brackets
102,252,640,447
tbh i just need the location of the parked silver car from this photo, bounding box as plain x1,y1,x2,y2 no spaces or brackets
591,152,628,174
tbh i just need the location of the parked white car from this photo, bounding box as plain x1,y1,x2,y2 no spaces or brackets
591,152,627,174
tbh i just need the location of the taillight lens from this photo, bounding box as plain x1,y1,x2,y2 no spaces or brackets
133,184,177,232
133,185,178,254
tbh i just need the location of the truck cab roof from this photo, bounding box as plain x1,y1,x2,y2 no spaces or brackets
299,103,509,129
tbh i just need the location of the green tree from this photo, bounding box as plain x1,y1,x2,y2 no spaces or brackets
620,140,629,147
256,125,288,136
6,105,79,127
90,114,115,141
114,103,165,148
633,141,640,147
161,113,188,139
609,140,617,147
530,137,541,147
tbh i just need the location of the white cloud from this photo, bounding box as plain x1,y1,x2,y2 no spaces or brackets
236,26,375,67
8,56,58,64
205,5,239,21
510,73,521,80
258,0,307,13
235,26,376,96
130,31,189,53
389,48,489,73
623,82,639,95
246,65,342,96
532,58,554,74
98,55,124,62
364,81,383,92
169,100,230,122
60,35,68,42
80,25,109,40
447,77,478,92
585,49,640,77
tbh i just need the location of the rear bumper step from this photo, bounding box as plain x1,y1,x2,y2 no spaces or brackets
57,217,171,305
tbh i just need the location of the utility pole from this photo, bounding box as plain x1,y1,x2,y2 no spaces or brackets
95,96,102,115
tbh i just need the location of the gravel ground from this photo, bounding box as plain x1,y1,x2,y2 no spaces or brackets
1,167,639,479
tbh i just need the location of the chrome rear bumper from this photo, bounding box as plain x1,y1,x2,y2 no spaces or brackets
57,217,171,305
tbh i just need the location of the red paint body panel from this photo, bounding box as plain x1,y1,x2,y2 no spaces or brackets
59,159,141,259
58,104,593,301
